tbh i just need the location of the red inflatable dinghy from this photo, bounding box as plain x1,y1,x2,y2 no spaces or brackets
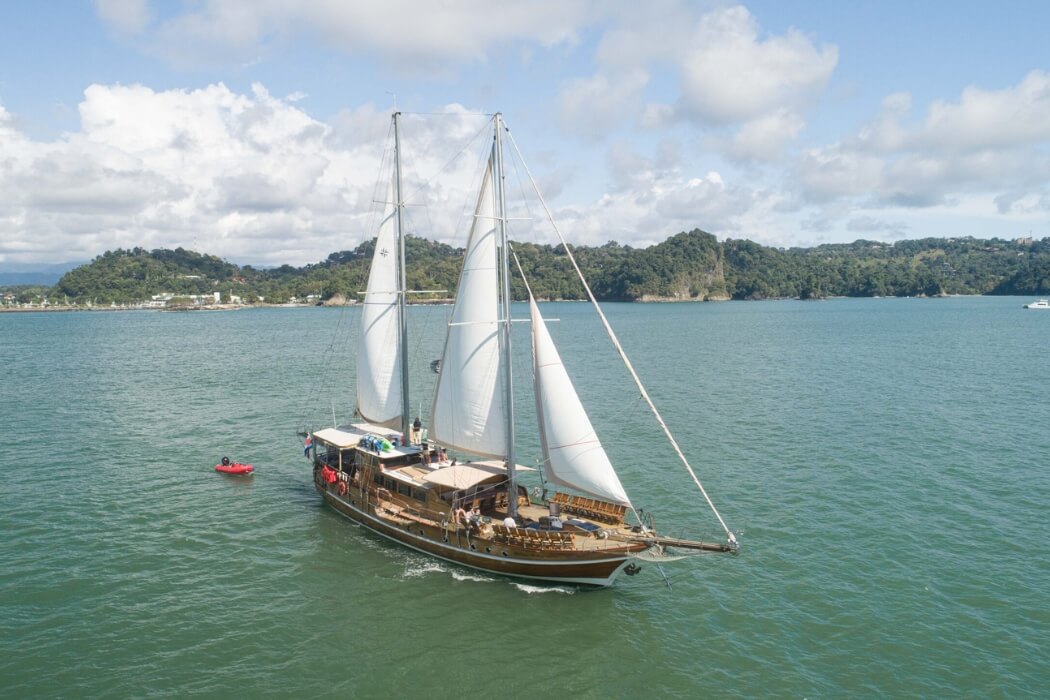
215,460,253,475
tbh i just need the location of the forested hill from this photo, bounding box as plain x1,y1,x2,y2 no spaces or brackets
26,231,1050,304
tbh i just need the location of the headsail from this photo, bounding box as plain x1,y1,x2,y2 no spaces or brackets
530,297,630,506
430,155,507,457
355,171,403,429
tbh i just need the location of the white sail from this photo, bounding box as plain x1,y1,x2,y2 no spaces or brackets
430,156,507,457
530,297,630,506
355,172,402,429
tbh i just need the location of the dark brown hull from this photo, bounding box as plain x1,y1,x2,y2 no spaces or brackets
317,483,642,587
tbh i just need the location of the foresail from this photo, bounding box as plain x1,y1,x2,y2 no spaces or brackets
531,297,630,506
356,172,402,429
430,156,507,457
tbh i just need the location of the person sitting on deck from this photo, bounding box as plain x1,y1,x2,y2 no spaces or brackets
503,515,516,528
455,507,470,527
221,456,230,467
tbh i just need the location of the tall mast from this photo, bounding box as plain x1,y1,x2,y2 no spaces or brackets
494,113,518,519
393,112,411,441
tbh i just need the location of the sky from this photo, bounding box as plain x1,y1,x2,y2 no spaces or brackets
1,0,1048,269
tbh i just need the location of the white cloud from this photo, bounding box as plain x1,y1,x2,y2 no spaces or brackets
0,84,522,266
855,92,912,153
639,102,676,130
795,145,884,203
0,83,352,265
93,0,152,34
847,216,910,239
787,70,1050,238
117,0,595,70
727,109,805,162
920,70,1050,153
556,4,836,155
592,1,693,69
559,69,650,138
677,6,837,126
546,142,767,247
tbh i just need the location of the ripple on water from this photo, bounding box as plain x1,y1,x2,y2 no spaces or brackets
1,300,1049,696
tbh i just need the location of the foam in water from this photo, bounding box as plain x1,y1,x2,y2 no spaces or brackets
402,562,447,579
449,570,497,583
512,583,576,595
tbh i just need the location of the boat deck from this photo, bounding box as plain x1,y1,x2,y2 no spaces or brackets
371,493,639,553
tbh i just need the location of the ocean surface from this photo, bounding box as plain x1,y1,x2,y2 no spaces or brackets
2,297,1048,697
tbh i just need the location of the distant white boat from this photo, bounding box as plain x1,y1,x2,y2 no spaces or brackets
1024,299,1050,309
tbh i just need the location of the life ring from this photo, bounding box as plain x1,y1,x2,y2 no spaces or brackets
337,480,347,496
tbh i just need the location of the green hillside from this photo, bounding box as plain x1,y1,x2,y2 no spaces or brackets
9,231,1050,306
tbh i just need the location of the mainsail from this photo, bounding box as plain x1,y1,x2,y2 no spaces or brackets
355,172,403,428
430,156,507,457
530,297,630,506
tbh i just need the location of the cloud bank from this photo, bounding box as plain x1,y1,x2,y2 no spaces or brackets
2,2,1047,267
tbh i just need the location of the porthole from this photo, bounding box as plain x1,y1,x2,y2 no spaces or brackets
419,529,424,536
470,544,477,551
501,551,509,557
485,547,492,553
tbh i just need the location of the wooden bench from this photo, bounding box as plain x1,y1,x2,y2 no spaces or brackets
491,525,575,550
552,492,628,524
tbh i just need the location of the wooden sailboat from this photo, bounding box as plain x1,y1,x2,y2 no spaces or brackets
306,112,737,587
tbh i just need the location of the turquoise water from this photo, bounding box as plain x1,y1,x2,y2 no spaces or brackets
1,298,1048,697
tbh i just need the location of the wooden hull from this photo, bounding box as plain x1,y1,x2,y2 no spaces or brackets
315,482,641,587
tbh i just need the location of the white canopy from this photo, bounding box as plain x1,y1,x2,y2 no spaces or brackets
421,461,533,490
422,463,510,490
312,427,365,449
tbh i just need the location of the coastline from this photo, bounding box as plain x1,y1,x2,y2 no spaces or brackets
0,293,1000,313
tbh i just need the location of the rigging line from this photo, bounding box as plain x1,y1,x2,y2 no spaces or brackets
400,115,494,206
399,110,494,117
296,121,395,434
397,207,434,376
297,295,354,432
423,135,496,443
504,127,737,546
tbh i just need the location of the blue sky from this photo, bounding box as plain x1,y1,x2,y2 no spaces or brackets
1,1,1048,268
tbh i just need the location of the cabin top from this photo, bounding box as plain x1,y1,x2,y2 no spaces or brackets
312,423,422,459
